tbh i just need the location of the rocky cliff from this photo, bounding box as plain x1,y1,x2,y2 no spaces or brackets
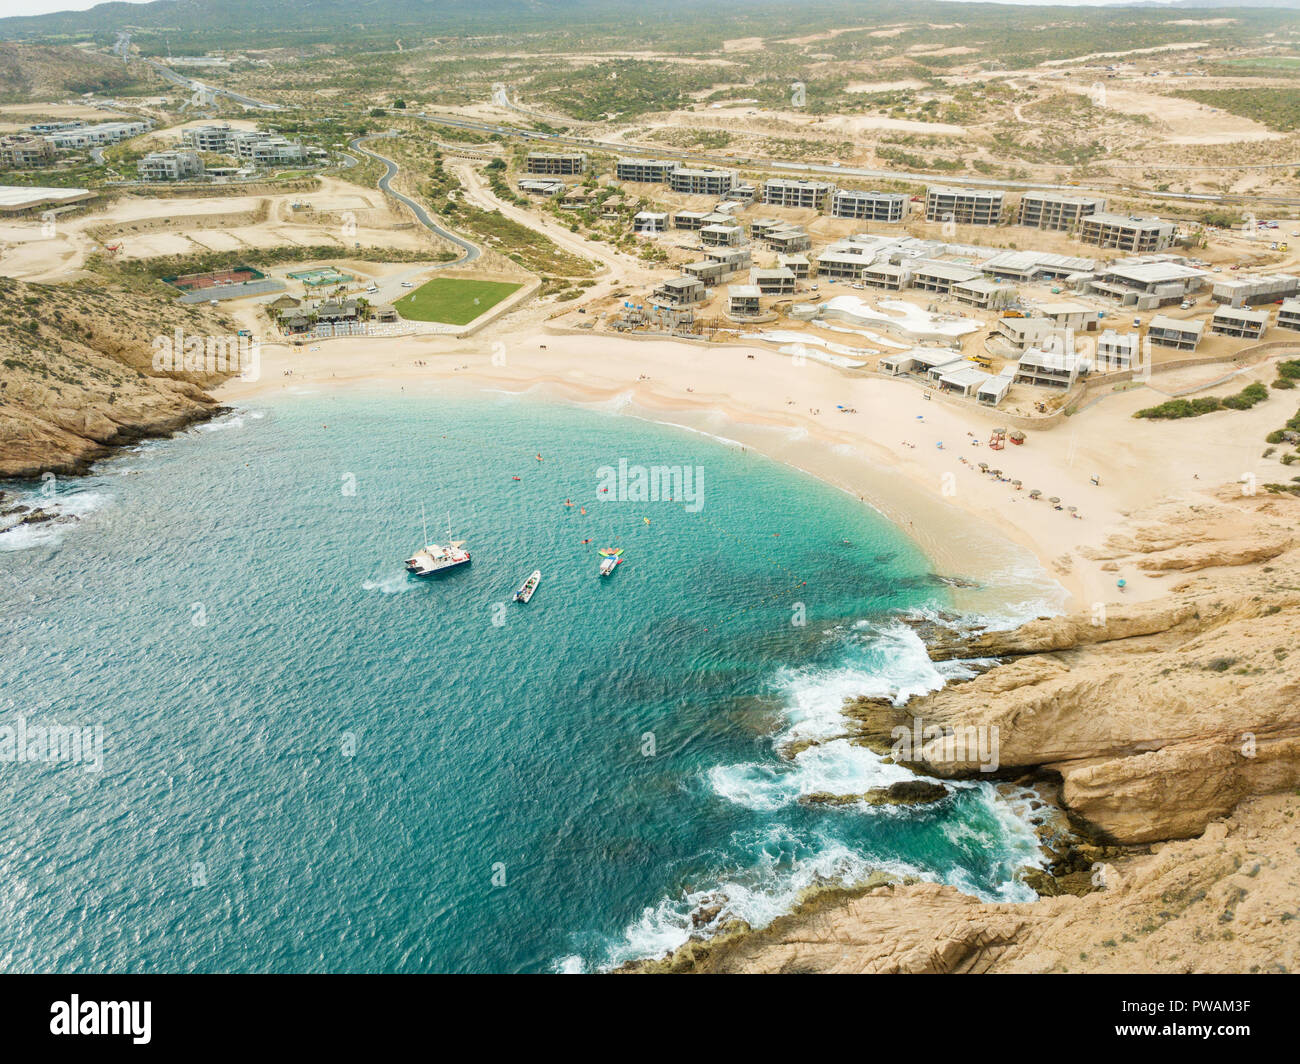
0,277,235,477
632,489,1300,973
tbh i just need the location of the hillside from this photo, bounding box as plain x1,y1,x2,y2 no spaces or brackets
0,276,238,478
0,42,155,103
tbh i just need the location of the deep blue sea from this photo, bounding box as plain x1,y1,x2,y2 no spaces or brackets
0,391,1050,973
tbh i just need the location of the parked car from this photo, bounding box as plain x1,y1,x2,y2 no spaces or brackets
1132,317,1142,328
400,281,414,288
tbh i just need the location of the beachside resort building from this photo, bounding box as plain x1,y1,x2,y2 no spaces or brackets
994,315,1067,353
924,186,1004,226
1278,299,1300,332
525,151,587,176
1209,305,1269,340
1016,346,1084,389
669,167,736,196
1146,314,1204,351
1017,192,1107,232
830,189,907,223
137,148,204,181
616,158,679,183
727,285,763,318
1079,213,1177,253
652,276,707,307
762,179,833,210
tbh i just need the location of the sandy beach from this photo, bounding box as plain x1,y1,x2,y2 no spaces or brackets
217,322,1290,614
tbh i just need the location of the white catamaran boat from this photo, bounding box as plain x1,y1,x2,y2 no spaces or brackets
513,570,541,604
597,548,623,577
405,508,471,577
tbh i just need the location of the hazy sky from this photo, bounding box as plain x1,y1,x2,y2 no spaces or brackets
1,0,1207,17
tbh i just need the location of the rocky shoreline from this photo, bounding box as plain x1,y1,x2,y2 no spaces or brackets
0,276,235,480
626,489,1300,973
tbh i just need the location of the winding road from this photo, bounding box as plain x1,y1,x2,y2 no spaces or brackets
349,133,479,268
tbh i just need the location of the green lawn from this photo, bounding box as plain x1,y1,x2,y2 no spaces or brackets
393,277,522,324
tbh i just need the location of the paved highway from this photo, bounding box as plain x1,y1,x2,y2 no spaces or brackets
141,57,283,111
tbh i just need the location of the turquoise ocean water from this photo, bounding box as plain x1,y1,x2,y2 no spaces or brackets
1,391,1051,973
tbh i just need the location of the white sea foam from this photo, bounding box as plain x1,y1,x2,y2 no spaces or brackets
587,614,1048,972
0,488,114,552
361,572,415,595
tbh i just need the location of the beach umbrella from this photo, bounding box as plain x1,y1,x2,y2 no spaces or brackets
1049,496,1060,504
1012,480,1022,489
991,469,1002,477
978,462,989,471
1067,505,1077,513
1117,578,1127,589
1028,489,1041,499
993,426,1007,435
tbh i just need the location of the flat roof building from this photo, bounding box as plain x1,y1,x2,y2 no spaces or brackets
778,253,810,280
1210,306,1269,340
1088,260,1208,308
937,363,995,398
1147,314,1204,350
1016,347,1082,389
701,223,744,247
1094,329,1140,371
669,167,736,197
681,259,729,285
526,151,586,176
1017,191,1107,232
42,120,149,149
633,210,668,233
616,158,678,183
652,275,707,306
762,224,811,254
518,177,566,196
137,149,204,181
911,260,983,294
762,179,833,210
981,250,1096,282
1211,273,1300,308
751,267,796,296
995,315,1067,352
952,277,1012,310
0,135,55,169
925,185,1004,226
1080,212,1177,253
728,285,762,318
182,123,236,153
1278,298,1300,332
831,189,907,223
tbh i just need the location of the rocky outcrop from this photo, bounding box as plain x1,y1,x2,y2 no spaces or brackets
0,277,235,477
845,493,1300,845
631,493,1300,974
628,794,1300,973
